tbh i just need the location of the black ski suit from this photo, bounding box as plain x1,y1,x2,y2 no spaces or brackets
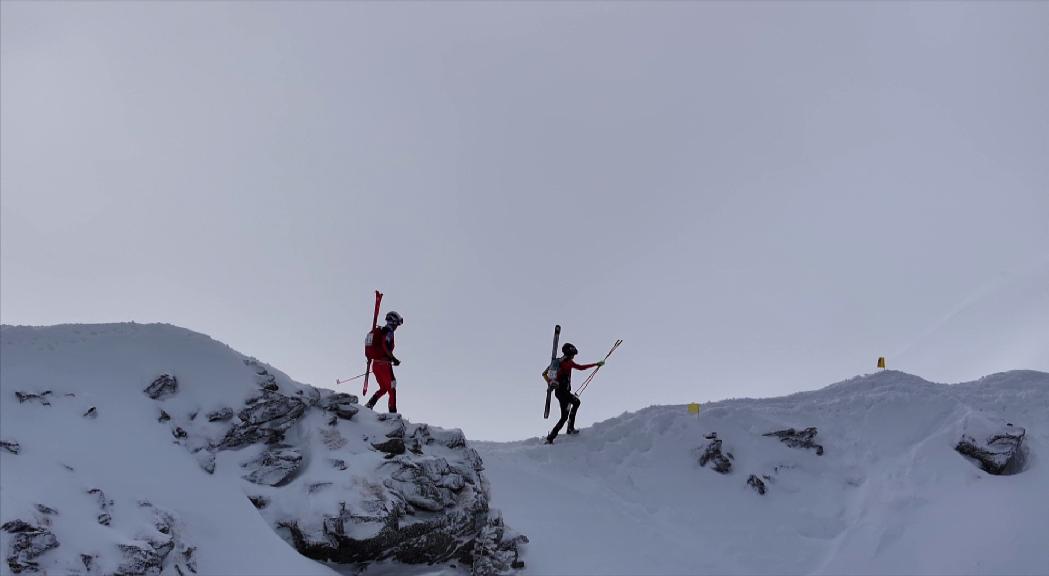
547,356,597,442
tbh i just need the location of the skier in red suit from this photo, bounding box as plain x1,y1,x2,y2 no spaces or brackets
365,311,403,413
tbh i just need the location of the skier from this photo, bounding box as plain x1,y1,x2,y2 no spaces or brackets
545,343,603,444
364,310,403,413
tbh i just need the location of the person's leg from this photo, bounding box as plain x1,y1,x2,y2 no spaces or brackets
367,362,393,410
547,388,571,442
567,394,581,433
387,374,397,413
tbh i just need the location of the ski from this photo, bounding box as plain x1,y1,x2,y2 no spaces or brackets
363,290,383,397
575,338,622,396
544,325,561,419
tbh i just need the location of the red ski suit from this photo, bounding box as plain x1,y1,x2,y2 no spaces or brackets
366,326,397,412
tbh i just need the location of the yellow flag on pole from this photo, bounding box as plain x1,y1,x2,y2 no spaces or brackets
877,357,886,369
687,402,701,414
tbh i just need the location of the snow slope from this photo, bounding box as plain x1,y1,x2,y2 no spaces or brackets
0,324,522,576
476,370,1049,575
0,323,335,575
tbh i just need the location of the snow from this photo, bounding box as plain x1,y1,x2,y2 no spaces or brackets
3,322,1047,575
475,370,1049,575
0,323,336,575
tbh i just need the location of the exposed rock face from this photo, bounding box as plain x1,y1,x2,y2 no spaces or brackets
139,362,525,575
746,474,767,495
206,407,234,422
116,503,197,576
143,374,178,400
956,422,1026,475
763,427,824,455
218,392,306,449
697,432,733,474
14,391,52,406
1,439,20,454
242,445,304,486
372,438,407,456
83,406,98,419
2,520,59,574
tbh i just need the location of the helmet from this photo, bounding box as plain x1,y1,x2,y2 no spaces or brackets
385,311,404,326
562,343,578,356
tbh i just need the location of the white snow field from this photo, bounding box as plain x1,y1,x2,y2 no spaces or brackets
476,370,1049,575
2,323,1047,575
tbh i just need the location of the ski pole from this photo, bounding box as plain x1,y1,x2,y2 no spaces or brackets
576,339,622,396
336,371,370,385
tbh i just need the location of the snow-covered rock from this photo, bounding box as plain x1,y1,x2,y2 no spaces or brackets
0,324,524,575
955,417,1026,475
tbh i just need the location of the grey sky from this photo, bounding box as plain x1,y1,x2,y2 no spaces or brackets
2,1,1047,441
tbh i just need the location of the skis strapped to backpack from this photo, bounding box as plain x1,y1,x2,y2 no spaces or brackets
575,338,622,396
363,290,383,397
543,325,560,419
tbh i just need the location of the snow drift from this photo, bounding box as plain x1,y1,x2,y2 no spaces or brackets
0,324,524,575
476,370,1049,575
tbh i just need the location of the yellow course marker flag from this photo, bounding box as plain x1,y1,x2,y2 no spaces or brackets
687,402,701,414
877,357,886,369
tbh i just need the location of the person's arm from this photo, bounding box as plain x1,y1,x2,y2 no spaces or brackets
568,359,601,371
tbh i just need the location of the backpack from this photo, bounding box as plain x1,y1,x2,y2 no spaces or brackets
364,326,392,361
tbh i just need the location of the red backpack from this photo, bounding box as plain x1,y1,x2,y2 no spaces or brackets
364,326,392,361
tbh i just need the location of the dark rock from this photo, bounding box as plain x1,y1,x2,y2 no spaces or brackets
1,440,20,455
172,426,188,440
429,428,466,449
956,422,1026,475
158,410,171,422
2,519,59,574
372,437,406,456
33,504,57,516
698,434,732,474
87,488,113,524
763,427,824,455
83,406,97,419
329,458,347,470
242,445,303,486
14,390,52,406
206,407,234,422
117,542,164,575
747,474,767,495
327,415,339,427
188,411,198,421
144,374,178,400
385,419,407,438
80,553,96,572
248,495,270,509
218,392,306,450
238,392,306,426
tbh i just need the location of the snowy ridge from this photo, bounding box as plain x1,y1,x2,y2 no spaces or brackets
476,370,1049,575
0,324,523,575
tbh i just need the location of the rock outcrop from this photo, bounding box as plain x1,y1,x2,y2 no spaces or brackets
762,427,824,455
1,520,59,574
956,421,1026,475
143,374,178,400
697,432,733,474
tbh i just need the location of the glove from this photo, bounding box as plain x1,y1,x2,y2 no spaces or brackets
392,358,401,367
597,361,605,367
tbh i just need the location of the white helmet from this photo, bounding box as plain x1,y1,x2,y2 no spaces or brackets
385,311,404,326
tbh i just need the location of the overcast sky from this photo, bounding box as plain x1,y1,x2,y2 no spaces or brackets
2,1,1047,441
